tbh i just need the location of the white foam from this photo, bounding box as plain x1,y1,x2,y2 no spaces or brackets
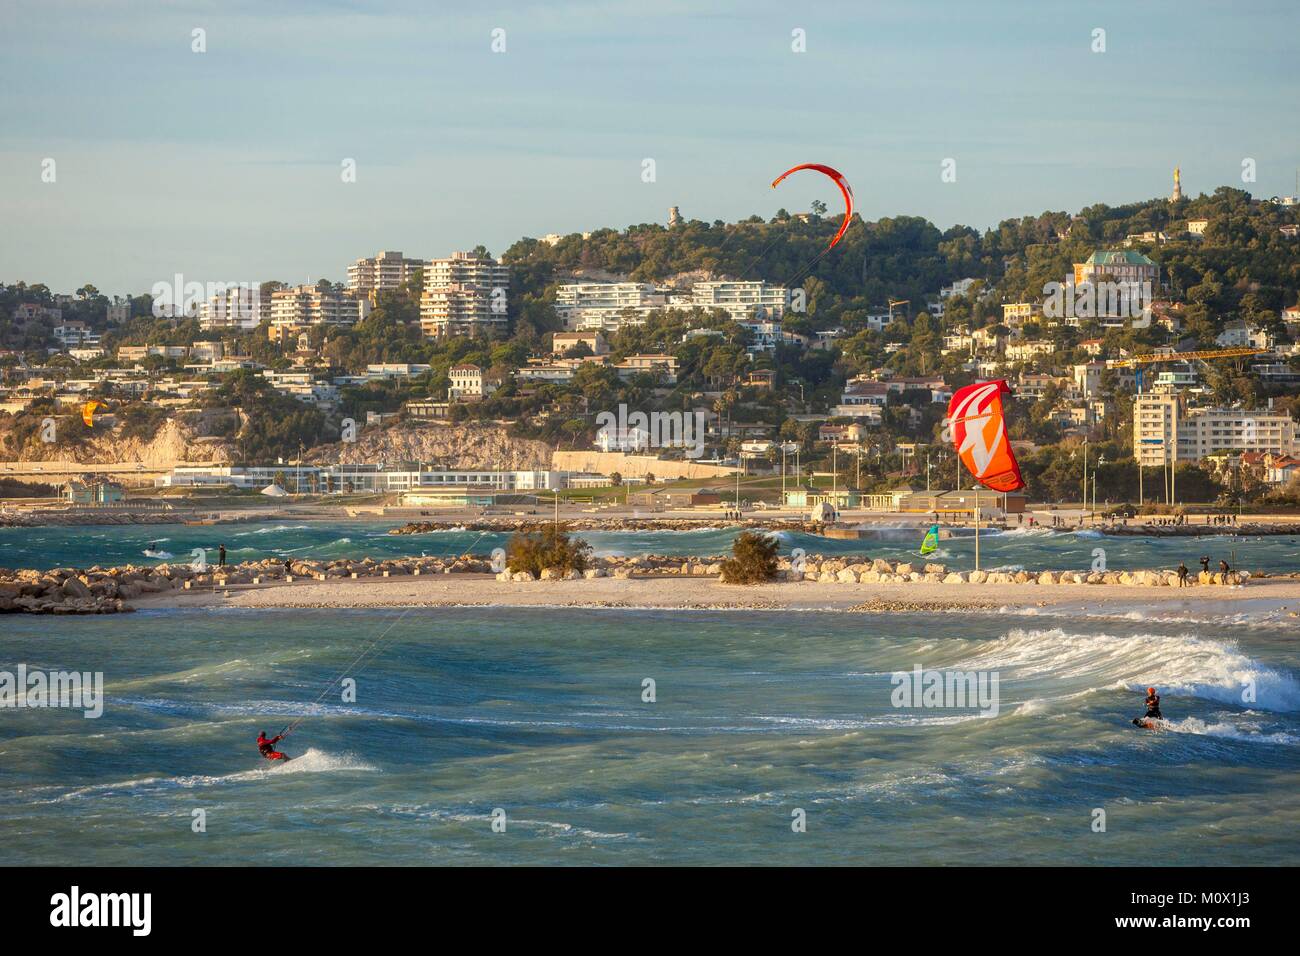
39,749,377,803
1162,717,1298,745
957,627,1300,713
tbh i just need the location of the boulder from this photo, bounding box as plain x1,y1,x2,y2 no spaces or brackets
836,568,859,584
61,577,91,600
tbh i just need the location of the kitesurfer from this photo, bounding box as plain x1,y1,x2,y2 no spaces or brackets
257,730,288,761
1132,687,1163,726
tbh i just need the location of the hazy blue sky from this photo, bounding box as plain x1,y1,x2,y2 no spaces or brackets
2,0,1297,295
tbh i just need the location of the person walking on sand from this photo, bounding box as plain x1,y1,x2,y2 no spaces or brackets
1176,561,1189,587
218,544,227,567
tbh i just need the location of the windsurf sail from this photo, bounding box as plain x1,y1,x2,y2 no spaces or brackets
919,524,939,555
946,380,1025,493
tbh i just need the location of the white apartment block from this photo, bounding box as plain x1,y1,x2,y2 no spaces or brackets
419,252,510,337
200,285,272,331
347,251,427,296
691,280,791,322
269,285,370,333
554,282,666,331
1134,394,1298,466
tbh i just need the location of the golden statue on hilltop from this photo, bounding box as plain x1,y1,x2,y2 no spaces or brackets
1171,166,1182,201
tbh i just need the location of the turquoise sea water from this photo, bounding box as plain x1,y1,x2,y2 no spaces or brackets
1,606,1297,865
3,520,1298,575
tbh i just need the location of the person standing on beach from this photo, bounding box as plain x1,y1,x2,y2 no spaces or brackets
1199,555,1210,575
218,544,227,567
1176,562,1189,587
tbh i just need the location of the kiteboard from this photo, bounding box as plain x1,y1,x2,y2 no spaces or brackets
1132,717,1168,731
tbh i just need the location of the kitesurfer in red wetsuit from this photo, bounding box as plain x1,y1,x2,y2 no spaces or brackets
257,730,288,761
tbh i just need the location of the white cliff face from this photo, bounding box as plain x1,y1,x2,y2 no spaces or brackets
1,410,238,467
310,422,554,471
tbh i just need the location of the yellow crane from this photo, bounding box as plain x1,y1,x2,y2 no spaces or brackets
887,298,909,321
1106,346,1268,368
1111,346,1270,509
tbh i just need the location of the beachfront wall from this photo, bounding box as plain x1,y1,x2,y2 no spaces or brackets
552,451,736,481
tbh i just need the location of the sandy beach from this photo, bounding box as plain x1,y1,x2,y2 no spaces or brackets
133,572,1300,619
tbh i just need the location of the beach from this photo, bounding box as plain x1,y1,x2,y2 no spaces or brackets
135,570,1300,618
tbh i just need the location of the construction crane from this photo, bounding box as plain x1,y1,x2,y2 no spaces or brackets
887,298,910,321
1106,346,1269,368
1110,346,1271,508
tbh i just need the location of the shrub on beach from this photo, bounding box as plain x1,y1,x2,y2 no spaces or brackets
506,526,591,576
720,531,779,585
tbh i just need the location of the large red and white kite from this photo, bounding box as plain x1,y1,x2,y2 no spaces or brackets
946,380,1025,493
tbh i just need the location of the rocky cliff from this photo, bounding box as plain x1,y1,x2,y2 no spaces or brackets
0,409,236,467
309,422,554,471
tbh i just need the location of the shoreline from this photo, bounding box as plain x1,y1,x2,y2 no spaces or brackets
130,572,1300,619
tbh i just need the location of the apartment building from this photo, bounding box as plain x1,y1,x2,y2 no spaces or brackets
419,252,510,337
347,251,427,297
553,282,666,331
691,280,791,322
200,285,272,331
1133,394,1299,466
268,285,369,340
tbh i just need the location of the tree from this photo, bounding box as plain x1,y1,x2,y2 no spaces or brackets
720,531,779,584
505,526,591,576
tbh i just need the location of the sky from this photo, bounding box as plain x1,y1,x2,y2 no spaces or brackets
2,0,1297,296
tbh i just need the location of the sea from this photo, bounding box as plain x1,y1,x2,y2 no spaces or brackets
3,519,1298,575
1,522,1298,865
